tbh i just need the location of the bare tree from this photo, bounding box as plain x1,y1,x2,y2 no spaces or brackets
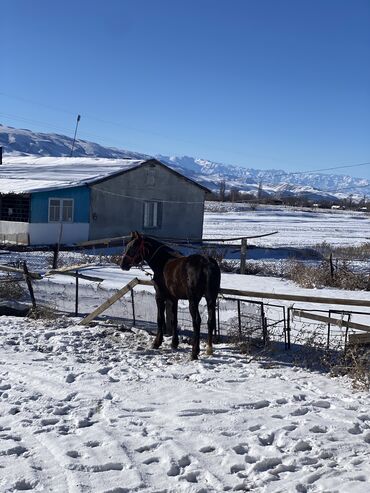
219,179,226,202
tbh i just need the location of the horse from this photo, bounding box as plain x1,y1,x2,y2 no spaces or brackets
120,231,221,360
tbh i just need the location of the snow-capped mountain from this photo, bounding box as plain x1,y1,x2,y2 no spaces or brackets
1,123,369,201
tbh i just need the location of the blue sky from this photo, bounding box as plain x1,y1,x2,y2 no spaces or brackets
1,0,370,179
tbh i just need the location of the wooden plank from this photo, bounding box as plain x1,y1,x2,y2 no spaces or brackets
46,263,97,274
348,333,370,345
54,271,104,283
292,309,370,333
74,231,279,249
79,278,140,325
76,236,128,248
0,264,41,279
134,280,370,308
218,287,370,308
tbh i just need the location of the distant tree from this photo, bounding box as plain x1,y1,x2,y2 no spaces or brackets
230,187,240,202
257,180,263,201
219,179,226,202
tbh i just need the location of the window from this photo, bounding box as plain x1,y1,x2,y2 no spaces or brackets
0,194,30,222
143,201,162,229
48,198,74,222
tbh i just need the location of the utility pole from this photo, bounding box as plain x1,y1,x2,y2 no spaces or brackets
70,114,81,157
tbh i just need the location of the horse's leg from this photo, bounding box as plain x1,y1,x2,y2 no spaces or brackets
166,299,179,349
189,298,201,360
205,296,217,356
153,296,165,349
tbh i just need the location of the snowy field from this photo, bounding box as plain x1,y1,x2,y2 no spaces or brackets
1,204,370,492
204,203,370,248
1,317,370,493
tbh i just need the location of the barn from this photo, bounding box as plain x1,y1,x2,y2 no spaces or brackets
0,156,209,245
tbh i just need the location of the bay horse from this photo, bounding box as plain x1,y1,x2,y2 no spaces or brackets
120,232,221,360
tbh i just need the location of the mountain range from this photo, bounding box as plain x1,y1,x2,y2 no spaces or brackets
1,123,369,202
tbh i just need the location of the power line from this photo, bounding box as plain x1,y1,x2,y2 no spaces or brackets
0,91,369,178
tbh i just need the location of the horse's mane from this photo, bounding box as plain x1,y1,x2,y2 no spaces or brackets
145,236,183,259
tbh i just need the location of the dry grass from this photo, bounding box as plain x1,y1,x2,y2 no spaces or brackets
0,276,25,300
315,241,370,261
285,259,369,290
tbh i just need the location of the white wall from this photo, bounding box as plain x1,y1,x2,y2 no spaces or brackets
0,221,29,244
29,223,89,245
0,221,89,245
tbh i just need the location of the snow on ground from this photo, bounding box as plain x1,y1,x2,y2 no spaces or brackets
204,203,370,248
1,204,370,492
1,316,370,493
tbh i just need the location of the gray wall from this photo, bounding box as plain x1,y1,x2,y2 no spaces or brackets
89,162,205,240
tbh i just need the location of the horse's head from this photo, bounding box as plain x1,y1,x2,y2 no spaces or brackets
120,231,147,270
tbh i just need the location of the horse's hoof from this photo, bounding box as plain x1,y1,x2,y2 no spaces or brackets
152,343,160,349
206,346,213,356
191,353,198,361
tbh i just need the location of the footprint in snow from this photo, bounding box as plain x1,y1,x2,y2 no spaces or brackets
66,450,81,459
85,440,100,448
348,423,363,435
180,470,199,483
232,444,248,455
276,398,288,405
258,432,275,446
291,407,309,416
253,457,282,472
135,442,159,453
293,440,312,452
0,445,28,456
309,425,328,434
65,373,76,384
166,455,191,477
311,400,331,409
230,464,246,474
12,479,38,491
142,456,160,465
199,445,216,454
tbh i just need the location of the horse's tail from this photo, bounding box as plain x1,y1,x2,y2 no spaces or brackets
204,256,221,302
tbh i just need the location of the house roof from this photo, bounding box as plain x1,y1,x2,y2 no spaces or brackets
0,156,209,195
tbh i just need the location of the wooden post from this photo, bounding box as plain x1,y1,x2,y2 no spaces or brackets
240,239,247,274
23,261,36,309
52,244,59,270
131,288,136,325
237,300,242,338
75,271,79,316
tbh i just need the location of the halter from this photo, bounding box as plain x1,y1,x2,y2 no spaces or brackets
122,237,148,266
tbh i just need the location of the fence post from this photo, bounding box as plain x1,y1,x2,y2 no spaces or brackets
240,239,247,274
261,304,267,345
75,271,79,316
237,300,242,339
286,307,291,350
52,244,59,269
131,288,136,325
23,261,36,309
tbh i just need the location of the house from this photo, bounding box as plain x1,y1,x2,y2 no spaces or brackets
0,156,209,245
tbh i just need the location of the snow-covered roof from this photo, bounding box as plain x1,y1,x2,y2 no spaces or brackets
0,156,147,194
